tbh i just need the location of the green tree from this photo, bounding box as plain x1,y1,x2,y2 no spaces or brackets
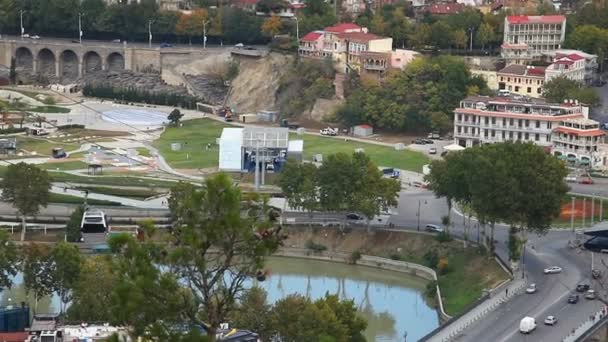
261,15,283,37
0,231,18,292
430,21,451,49
565,25,608,67
50,241,82,313
452,29,468,49
278,162,319,226
67,256,117,322
475,22,494,50
543,76,601,107
231,287,273,340
21,243,54,312
167,108,184,125
409,23,431,48
1,163,51,241
65,205,84,242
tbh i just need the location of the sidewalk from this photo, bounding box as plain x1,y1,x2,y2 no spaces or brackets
426,277,526,342
50,185,167,209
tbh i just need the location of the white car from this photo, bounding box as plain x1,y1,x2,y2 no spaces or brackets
565,175,577,183
31,35,40,39
425,224,443,233
22,33,29,38
544,315,557,325
429,147,437,154
544,266,562,274
525,283,537,294
320,127,338,136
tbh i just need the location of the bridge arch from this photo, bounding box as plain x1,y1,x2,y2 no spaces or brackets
59,49,79,81
15,47,34,71
83,51,103,74
37,48,56,77
106,52,125,72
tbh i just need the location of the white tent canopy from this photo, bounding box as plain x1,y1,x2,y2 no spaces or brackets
443,144,465,152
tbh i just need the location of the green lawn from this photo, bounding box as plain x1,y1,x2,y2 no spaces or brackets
30,106,71,113
75,186,163,199
49,193,121,206
49,171,177,188
136,147,152,157
38,161,88,171
16,136,79,156
154,119,429,172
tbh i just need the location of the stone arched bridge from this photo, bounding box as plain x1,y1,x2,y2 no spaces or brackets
0,39,163,81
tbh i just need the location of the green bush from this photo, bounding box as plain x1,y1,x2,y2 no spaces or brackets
436,231,452,243
423,249,439,269
437,258,450,275
305,240,327,252
82,84,200,109
389,253,402,261
425,280,438,299
57,124,85,130
0,127,26,134
350,250,362,264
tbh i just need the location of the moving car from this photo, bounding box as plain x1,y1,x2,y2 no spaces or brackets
576,284,590,292
568,294,579,304
346,213,364,221
579,176,594,185
160,42,172,48
519,317,536,334
412,138,427,145
565,175,577,183
429,147,437,155
544,266,562,274
525,283,537,294
31,35,40,39
425,224,443,233
585,289,596,300
544,315,558,325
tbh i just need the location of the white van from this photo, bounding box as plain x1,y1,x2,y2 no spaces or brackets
520,317,536,334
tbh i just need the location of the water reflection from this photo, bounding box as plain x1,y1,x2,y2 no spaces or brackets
257,257,439,342
0,274,61,315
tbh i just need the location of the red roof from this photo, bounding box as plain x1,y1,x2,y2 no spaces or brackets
426,3,465,14
527,66,546,76
507,15,566,24
554,127,604,137
324,23,362,33
0,332,28,342
337,32,380,42
301,32,323,42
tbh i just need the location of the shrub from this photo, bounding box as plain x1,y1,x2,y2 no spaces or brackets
437,258,450,275
57,124,85,130
0,127,26,134
436,231,452,243
425,280,438,299
305,240,327,252
389,253,402,261
350,250,362,264
423,250,439,269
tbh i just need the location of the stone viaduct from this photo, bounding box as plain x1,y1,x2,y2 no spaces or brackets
0,39,164,81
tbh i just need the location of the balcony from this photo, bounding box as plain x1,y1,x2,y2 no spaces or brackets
364,63,387,71
454,132,479,138
552,136,600,147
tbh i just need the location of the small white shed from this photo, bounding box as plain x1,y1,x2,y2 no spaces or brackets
353,124,373,137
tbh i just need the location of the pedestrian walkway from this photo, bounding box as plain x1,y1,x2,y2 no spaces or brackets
426,277,526,342
50,185,167,209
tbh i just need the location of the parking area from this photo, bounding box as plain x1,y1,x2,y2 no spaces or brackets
408,139,453,159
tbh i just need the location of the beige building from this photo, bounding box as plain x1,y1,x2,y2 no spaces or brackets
497,64,546,98
501,15,566,64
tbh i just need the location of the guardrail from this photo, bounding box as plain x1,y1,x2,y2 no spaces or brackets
563,307,608,342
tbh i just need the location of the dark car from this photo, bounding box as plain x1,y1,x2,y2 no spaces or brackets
412,138,426,145
422,139,434,144
160,42,172,48
576,284,590,292
346,213,363,221
568,294,579,304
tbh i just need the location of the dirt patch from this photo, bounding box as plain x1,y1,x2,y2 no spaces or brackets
560,198,601,220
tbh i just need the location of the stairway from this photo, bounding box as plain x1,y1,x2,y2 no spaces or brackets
334,73,346,100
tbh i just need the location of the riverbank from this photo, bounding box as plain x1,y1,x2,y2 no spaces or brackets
282,227,509,316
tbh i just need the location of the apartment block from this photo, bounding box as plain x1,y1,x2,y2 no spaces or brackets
501,15,566,64
552,118,605,167
544,49,598,85
497,64,545,98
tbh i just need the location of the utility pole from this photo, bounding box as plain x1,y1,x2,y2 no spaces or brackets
592,194,596,226
294,17,299,41
20,10,24,40
78,13,83,44
417,200,421,231
254,145,260,191
571,196,575,238
203,20,209,49
148,20,153,49
469,27,474,52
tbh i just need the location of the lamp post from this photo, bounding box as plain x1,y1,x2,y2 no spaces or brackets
78,13,83,44
294,17,299,41
20,10,24,40
468,27,474,52
148,20,154,49
203,19,209,49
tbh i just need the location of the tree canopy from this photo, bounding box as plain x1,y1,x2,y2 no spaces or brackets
543,76,601,107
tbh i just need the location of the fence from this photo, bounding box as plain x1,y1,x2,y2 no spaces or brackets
563,307,608,342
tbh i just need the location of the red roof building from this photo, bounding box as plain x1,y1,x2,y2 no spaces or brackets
324,23,363,33
300,32,323,42
506,15,566,24
502,15,567,63
0,332,28,342
425,3,466,15
337,32,379,43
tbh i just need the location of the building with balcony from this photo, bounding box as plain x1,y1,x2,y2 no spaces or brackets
497,64,545,98
342,32,393,72
552,118,605,167
544,49,598,85
298,31,324,58
501,15,566,64
453,95,588,148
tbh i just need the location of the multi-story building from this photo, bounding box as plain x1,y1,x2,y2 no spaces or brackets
497,64,546,98
298,31,324,58
501,15,566,64
342,32,393,72
544,49,598,85
552,118,605,167
342,0,367,18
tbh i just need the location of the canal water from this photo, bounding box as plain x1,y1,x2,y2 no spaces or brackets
1,257,439,341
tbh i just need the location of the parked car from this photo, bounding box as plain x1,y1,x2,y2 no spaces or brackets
31,35,40,39
544,315,558,325
568,294,579,304
429,147,437,155
422,139,434,144
544,266,562,274
235,43,244,48
346,213,364,221
427,132,441,140
425,224,443,233
160,42,172,48
565,175,577,183
585,289,596,300
320,127,338,136
579,177,594,185
22,33,29,38
412,138,426,145
525,283,537,294
519,317,536,334
382,168,400,179
112,39,121,43
576,284,590,292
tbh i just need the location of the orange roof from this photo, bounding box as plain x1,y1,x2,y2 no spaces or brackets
554,127,604,136
0,332,28,342
507,15,566,24
324,23,362,33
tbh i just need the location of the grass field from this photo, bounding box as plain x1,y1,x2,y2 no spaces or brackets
30,106,71,113
49,193,121,206
49,171,177,188
136,147,152,157
38,161,88,171
155,119,429,172
75,186,163,199
16,136,79,156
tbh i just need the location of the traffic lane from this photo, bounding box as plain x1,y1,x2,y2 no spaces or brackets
569,181,608,197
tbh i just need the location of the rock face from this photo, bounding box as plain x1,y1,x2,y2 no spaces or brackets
306,98,344,122
184,75,228,106
82,70,191,97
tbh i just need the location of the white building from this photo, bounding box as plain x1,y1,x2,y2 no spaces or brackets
552,118,606,168
544,49,598,85
501,15,566,64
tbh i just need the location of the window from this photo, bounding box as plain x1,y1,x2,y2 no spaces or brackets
485,117,489,124
546,135,551,142
509,131,514,139
502,131,505,139
518,119,522,127
525,133,529,140
458,114,462,121
537,87,542,94
492,117,496,124
503,118,506,126
527,87,532,93
510,118,514,126
457,126,462,133
464,127,469,133
525,120,529,127
491,130,496,137
535,120,540,128
518,132,522,140
515,86,520,92
535,133,539,141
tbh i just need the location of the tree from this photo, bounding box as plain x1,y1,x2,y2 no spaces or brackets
409,23,431,48
21,243,54,312
0,231,18,292
475,23,494,50
430,21,452,49
50,242,82,313
452,29,468,49
167,108,184,126
278,162,319,226
543,76,601,107
166,173,282,339
231,287,273,340
65,205,84,242
256,0,286,13
67,256,117,322
175,8,209,44
1,163,51,241
565,25,608,63
261,15,282,37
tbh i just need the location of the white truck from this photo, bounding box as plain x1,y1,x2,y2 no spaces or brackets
519,317,536,334
320,127,338,136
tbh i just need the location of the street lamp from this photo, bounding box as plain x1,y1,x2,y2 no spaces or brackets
78,13,83,44
148,19,154,49
293,17,299,41
203,19,209,49
20,10,25,40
